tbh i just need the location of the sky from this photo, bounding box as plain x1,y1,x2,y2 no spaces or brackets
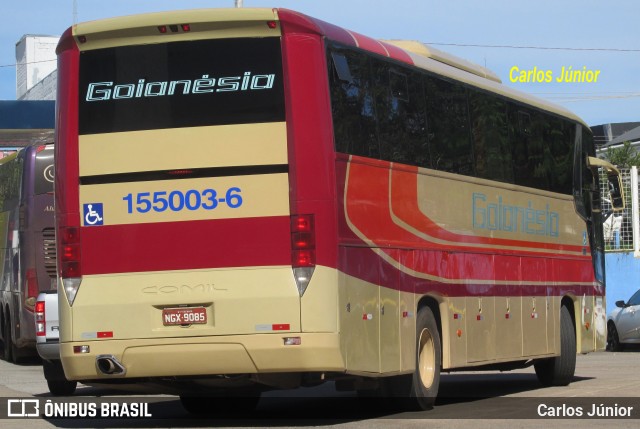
1,0,639,127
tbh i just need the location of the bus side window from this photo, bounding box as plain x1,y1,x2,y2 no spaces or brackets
373,61,429,167
328,47,379,159
424,75,473,175
469,91,512,183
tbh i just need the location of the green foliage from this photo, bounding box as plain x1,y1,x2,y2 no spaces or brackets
604,141,640,168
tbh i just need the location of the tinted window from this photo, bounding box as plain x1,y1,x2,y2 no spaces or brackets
79,38,285,134
372,61,429,166
34,146,54,195
329,47,379,158
628,290,640,306
469,91,511,182
424,76,473,175
327,42,577,195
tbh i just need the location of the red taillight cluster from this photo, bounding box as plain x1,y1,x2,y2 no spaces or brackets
35,300,46,336
291,214,315,268
25,268,39,310
60,226,81,277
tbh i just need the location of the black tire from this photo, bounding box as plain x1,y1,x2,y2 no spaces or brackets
47,379,78,396
607,322,624,352
2,313,13,363
43,360,77,395
534,305,576,386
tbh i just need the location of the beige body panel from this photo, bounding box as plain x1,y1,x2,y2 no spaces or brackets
79,123,287,177
73,8,281,51
60,332,343,380
79,173,289,226
337,271,581,374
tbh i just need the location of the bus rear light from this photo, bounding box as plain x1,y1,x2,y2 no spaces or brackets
77,35,87,43
60,227,81,277
59,226,82,305
35,300,46,336
62,277,82,306
167,169,193,176
74,345,90,354
291,215,315,296
293,250,315,267
158,24,191,33
25,268,39,310
283,337,301,346
291,214,315,267
267,21,277,29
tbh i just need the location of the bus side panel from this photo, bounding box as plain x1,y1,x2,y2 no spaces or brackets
335,156,602,372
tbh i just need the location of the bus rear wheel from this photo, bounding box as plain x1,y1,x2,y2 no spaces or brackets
2,312,13,362
534,305,576,386
389,306,441,410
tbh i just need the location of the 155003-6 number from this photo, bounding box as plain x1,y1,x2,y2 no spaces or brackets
122,187,243,214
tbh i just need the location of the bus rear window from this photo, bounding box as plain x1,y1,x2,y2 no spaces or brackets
34,147,54,195
79,37,285,135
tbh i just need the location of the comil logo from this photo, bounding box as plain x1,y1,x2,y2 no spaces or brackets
86,71,276,102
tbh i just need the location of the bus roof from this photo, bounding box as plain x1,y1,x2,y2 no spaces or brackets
66,7,588,128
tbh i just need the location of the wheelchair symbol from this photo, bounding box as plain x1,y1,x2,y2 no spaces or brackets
84,203,104,226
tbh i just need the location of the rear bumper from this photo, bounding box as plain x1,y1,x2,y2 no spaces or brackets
60,332,344,381
36,341,61,361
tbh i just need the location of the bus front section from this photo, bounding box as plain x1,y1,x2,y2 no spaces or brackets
55,9,342,394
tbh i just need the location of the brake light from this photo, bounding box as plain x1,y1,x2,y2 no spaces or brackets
59,226,82,306
291,214,315,296
60,226,81,277
35,300,46,336
291,214,315,267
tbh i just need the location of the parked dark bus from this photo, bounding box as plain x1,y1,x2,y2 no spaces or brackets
0,144,56,363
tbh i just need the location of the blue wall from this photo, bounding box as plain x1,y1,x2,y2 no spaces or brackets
605,252,640,315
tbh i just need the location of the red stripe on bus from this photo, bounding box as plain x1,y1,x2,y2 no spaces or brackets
380,41,414,65
343,160,593,284
349,30,388,57
338,245,602,297
81,216,291,275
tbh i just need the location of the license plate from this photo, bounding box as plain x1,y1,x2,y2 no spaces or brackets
162,307,207,326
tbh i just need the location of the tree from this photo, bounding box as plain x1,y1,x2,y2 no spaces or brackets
604,141,640,168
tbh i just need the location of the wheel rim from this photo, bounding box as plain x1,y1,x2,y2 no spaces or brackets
418,328,436,388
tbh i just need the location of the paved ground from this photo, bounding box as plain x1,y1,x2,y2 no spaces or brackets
0,349,639,428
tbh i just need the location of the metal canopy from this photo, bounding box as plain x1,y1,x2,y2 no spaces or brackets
0,100,55,148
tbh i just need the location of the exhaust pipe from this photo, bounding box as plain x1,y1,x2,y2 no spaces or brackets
96,354,126,376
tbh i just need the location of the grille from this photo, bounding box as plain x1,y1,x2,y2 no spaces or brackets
43,228,57,278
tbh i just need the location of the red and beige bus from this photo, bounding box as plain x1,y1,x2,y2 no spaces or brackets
55,8,622,411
